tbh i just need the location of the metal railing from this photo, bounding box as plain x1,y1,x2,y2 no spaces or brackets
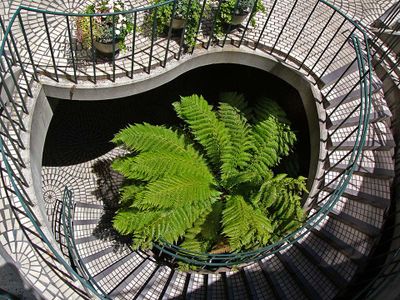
0,0,377,298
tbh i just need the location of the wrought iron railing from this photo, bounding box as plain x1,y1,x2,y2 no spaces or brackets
0,0,380,298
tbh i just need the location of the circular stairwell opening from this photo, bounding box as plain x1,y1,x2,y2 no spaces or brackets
41,62,317,269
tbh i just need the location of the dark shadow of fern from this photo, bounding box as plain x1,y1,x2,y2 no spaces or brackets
91,158,132,251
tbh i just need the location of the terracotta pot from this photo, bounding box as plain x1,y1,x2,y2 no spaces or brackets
230,13,248,25
94,40,120,54
170,18,186,30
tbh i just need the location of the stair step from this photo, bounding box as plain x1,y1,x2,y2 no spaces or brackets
327,210,381,237
320,60,358,87
327,98,391,129
317,191,385,229
74,235,97,245
323,170,391,209
310,228,366,262
187,273,207,300
225,270,251,299
73,219,99,225
323,81,382,108
243,263,276,299
298,231,358,282
93,251,141,281
328,121,395,151
259,255,308,299
109,259,158,298
136,265,173,300
277,247,336,300
310,210,374,260
80,246,114,264
74,202,103,209
207,273,227,300
294,242,349,287
327,149,394,178
162,272,189,299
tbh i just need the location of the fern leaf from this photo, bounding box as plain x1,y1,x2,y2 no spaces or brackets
112,123,199,158
120,184,146,206
218,102,254,183
173,95,230,166
219,92,252,118
132,176,221,209
222,195,272,251
113,208,161,235
146,201,214,244
253,96,291,125
112,151,213,183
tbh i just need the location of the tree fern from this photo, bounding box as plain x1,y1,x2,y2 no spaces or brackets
112,93,307,260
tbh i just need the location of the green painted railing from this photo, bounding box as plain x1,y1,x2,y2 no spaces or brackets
0,0,378,298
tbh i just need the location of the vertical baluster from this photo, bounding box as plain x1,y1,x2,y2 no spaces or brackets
191,0,207,54
18,13,39,81
164,0,178,66
112,14,116,82
0,116,25,165
284,1,319,61
270,0,299,54
298,11,336,70
66,16,77,83
130,11,137,78
178,0,194,59
148,7,158,73
43,13,59,82
0,16,16,65
254,0,278,49
89,16,97,84
2,54,28,120
237,0,259,47
206,0,223,49
222,0,241,47
319,27,356,79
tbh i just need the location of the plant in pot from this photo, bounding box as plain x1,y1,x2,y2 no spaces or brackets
214,0,265,36
111,92,307,268
76,0,134,55
145,0,202,47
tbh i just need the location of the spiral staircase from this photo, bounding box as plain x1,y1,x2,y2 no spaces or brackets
0,0,399,299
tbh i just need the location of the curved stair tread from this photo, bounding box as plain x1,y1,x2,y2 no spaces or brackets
327,149,395,178
243,263,277,300
328,120,395,150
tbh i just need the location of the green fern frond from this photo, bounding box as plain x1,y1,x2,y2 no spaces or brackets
173,95,230,166
132,176,220,209
218,102,254,182
120,184,147,206
219,92,252,118
146,201,214,244
113,208,161,235
222,195,273,251
112,151,213,183
253,96,291,125
112,123,199,159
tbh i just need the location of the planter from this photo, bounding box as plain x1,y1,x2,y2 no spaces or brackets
230,13,248,25
170,18,186,30
94,40,120,54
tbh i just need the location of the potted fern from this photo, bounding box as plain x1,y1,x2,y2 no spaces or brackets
76,0,134,54
112,93,306,265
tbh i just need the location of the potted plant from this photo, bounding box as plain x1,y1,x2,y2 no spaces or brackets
145,0,202,47
111,93,306,267
76,0,134,54
214,0,265,34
